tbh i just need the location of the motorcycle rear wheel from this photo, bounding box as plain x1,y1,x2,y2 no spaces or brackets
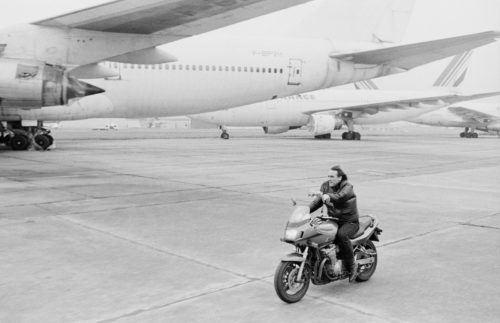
355,240,377,282
274,261,310,303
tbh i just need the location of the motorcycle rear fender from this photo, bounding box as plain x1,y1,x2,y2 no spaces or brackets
281,252,305,263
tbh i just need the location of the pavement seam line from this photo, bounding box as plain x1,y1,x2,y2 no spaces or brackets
95,280,252,323
54,214,256,280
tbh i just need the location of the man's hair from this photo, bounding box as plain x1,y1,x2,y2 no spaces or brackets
330,165,348,181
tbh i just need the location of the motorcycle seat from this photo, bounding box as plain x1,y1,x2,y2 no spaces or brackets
351,216,373,239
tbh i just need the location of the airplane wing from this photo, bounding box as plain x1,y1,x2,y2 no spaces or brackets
448,106,499,123
303,91,500,116
330,31,500,70
34,0,312,36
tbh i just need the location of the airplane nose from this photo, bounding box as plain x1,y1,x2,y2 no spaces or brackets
65,76,105,100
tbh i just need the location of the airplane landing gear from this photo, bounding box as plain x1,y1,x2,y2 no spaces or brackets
220,125,230,139
459,127,478,138
341,131,361,140
339,113,361,140
0,120,54,150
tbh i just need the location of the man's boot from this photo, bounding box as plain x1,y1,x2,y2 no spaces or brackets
345,258,357,282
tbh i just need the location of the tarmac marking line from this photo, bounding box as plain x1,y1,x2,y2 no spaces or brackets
95,280,254,323
54,214,256,280
460,223,500,230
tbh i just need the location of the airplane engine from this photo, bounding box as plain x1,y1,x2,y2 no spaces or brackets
0,59,104,109
262,126,291,134
486,121,500,132
306,114,343,136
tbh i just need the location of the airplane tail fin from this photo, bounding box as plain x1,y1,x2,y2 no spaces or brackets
354,80,379,90
432,50,474,88
288,0,415,43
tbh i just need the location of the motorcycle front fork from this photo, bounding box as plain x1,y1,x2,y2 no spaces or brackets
296,247,309,283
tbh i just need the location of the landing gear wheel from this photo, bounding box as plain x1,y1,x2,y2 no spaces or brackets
274,262,310,303
472,133,478,138
460,132,466,138
221,132,229,140
34,134,51,150
353,132,361,140
9,132,30,151
355,240,378,282
342,132,355,140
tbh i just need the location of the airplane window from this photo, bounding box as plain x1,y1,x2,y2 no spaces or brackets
179,65,183,70
138,65,142,69
200,65,204,71
262,68,266,73
192,65,196,70
186,65,190,70
231,66,235,72
244,67,247,72
250,67,253,72
113,62,118,68
296,69,300,74
225,66,229,72
158,64,162,70
165,64,169,70
280,68,283,74
212,66,216,71
172,65,176,70
218,66,222,71
152,65,156,70
145,65,149,69
268,68,272,73
256,68,259,72
274,68,277,73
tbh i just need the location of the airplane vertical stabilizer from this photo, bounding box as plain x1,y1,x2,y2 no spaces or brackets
433,51,473,88
287,0,415,43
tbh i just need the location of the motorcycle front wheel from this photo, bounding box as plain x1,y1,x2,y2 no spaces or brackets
274,261,311,303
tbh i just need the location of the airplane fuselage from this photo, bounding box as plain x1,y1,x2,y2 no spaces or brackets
0,36,400,121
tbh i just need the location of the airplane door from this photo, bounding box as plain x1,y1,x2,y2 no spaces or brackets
287,59,302,86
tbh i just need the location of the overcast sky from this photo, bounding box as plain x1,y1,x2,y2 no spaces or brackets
0,0,499,95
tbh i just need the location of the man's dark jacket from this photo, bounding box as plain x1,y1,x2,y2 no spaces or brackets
309,180,359,223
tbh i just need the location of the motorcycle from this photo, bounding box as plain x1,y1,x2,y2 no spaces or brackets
274,197,382,303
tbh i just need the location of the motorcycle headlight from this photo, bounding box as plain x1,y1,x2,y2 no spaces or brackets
285,229,299,241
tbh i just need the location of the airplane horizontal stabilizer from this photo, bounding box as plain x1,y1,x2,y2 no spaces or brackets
448,106,499,123
330,31,500,70
303,90,500,116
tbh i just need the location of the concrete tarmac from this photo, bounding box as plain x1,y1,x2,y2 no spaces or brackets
1,127,499,323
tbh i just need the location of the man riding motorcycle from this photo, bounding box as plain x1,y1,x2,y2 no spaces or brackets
309,165,359,282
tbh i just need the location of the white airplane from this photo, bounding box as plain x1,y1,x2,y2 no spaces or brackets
407,103,500,138
1,0,500,150
188,51,500,140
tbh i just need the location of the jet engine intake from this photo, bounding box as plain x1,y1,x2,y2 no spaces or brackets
0,59,104,109
307,114,343,136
